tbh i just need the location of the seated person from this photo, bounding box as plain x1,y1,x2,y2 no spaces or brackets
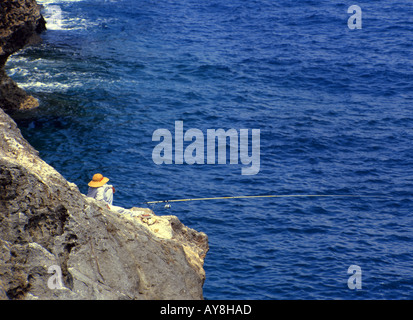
87,173,131,214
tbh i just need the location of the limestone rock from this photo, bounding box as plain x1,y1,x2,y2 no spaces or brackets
0,107,209,300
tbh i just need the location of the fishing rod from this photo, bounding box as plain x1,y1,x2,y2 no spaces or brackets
144,193,385,208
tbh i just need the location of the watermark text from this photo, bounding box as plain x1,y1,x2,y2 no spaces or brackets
152,121,260,175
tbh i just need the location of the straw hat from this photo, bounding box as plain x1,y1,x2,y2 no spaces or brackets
88,173,109,188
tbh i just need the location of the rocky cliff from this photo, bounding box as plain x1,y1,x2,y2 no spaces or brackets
0,0,46,110
0,1,208,300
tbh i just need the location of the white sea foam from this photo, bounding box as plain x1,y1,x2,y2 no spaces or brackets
7,67,30,78
18,80,83,92
37,0,98,31
37,0,85,4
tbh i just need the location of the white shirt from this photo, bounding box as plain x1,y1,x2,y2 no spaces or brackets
87,184,135,215
87,184,114,205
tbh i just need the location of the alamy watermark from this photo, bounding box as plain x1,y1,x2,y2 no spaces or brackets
152,121,261,175
347,265,362,290
348,5,362,29
47,265,63,290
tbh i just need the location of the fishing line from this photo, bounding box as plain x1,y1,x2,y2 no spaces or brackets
144,193,387,208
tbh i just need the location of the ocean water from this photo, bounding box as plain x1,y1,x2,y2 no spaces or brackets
6,0,413,299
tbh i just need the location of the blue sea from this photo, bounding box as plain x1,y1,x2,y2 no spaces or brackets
6,0,413,299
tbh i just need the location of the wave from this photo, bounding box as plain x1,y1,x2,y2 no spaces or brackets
38,0,97,31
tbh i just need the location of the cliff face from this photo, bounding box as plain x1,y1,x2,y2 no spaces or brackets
0,1,209,300
0,0,46,110
0,106,209,300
